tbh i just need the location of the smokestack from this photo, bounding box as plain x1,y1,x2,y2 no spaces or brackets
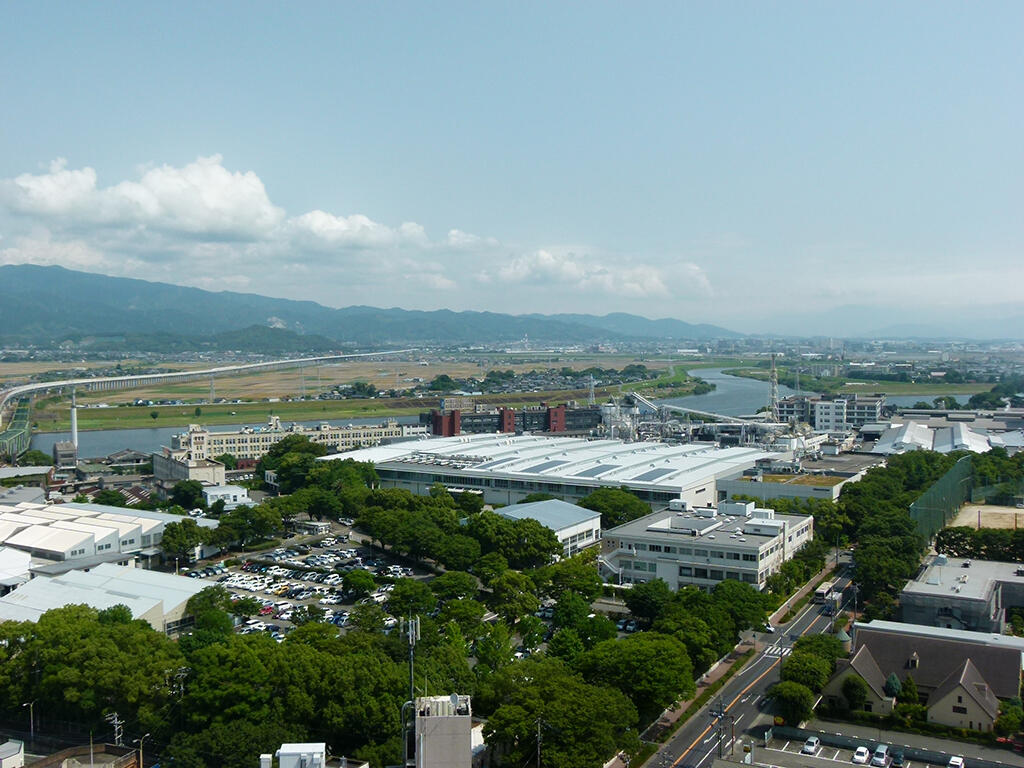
70,391,79,449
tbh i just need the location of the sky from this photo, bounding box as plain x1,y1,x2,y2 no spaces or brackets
0,2,1021,337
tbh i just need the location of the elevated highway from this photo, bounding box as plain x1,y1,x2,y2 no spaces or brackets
0,349,414,429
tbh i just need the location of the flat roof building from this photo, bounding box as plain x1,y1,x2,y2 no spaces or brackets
319,434,783,508
601,500,813,591
900,555,1024,633
498,499,600,557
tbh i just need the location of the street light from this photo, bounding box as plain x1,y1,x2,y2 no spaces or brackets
134,733,150,768
22,700,36,744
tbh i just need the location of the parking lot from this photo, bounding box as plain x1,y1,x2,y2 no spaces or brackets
185,525,431,641
772,737,954,768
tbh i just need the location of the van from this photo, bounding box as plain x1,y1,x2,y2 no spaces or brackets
871,745,889,767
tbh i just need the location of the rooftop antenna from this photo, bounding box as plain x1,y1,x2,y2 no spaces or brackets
588,374,596,406
400,615,421,767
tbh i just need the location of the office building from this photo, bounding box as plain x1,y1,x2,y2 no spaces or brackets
424,403,602,437
601,500,813,590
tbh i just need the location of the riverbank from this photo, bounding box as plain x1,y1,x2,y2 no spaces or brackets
722,367,990,396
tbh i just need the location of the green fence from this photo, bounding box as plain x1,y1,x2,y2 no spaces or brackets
909,454,973,541
971,479,1024,505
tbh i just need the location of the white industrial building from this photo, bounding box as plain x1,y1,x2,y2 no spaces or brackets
0,562,210,633
0,501,218,563
601,500,813,591
497,499,600,556
871,421,994,455
318,434,782,508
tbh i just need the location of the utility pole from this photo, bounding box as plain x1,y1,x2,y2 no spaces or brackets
22,700,35,745
400,615,420,767
536,716,542,768
105,712,123,746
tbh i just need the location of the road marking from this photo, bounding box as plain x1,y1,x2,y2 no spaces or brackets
832,749,841,760
764,646,792,657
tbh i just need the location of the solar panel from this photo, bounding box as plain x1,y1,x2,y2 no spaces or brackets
520,460,569,474
574,464,619,478
632,467,676,482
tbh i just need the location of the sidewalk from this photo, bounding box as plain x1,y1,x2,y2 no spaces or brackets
808,718,1024,767
768,558,838,625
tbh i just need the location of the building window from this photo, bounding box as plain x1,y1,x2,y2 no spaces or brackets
953,706,967,714
694,568,708,579
679,566,692,577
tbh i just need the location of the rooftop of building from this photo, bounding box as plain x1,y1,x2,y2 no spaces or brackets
320,434,781,492
854,619,1024,652
902,555,1022,602
604,501,808,543
0,562,208,624
732,473,847,487
497,499,600,530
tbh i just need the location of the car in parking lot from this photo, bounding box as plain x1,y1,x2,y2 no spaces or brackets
870,744,889,767
801,737,820,755
616,618,628,631
852,746,871,764
624,619,638,632
891,751,905,767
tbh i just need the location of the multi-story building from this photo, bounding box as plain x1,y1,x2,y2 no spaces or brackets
776,394,884,431
424,403,602,437
601,500,813,590
168,416,427,461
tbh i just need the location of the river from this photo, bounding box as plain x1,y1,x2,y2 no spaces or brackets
28,369,972,457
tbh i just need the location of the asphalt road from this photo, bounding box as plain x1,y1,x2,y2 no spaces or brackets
650,568,855,768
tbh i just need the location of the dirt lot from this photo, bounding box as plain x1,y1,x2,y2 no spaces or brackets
950,503,1024,530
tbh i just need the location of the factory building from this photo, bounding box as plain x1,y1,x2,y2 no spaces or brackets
776,393,884,430
318,433,781,508
600,500,813,591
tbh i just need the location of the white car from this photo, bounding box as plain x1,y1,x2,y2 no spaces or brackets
948,758,964,768
801,737,820,755
853,747,871,764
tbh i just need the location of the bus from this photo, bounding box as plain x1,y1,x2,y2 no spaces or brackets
813,580,837,604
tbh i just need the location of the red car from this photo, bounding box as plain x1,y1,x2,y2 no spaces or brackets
258,605,275,616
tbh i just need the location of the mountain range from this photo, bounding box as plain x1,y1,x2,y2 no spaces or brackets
0,265,741,349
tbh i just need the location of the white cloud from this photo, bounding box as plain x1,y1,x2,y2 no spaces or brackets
0,154,715,314
3,155,284,239
492,248,711,300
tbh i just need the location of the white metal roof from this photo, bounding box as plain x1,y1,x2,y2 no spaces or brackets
6,525,93,553
322,434,779,494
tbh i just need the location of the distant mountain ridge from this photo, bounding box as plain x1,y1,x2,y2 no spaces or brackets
0,264,742,347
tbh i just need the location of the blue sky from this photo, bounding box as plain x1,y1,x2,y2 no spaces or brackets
1,2,1021,336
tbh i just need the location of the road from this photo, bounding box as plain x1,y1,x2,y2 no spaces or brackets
650,569,854,768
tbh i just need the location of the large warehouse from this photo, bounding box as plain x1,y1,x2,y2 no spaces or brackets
320,434,782,507
0,501,219,563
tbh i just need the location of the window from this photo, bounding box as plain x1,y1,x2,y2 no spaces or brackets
727,552,740,560
694,548,708,557
679,566,692,577
953,706,968,715
742,554,757,562
694,567,708,579
649,544,663,553
957,696,963,704
711,551,724,559
709,569,724,580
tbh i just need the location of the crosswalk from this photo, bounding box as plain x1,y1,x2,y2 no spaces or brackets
764,645,792,657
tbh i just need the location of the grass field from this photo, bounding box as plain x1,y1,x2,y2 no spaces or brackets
722,367,991,397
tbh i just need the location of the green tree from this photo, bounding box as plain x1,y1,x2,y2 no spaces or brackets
194,406,202,417
429,571,478,602
770,680,816,724
900,674,919,704
171,479,206,510
473,552,509,585
547,628,585,664
343,569,377,598
489,571,539,624
437,535,482,571
482,657,639,768
517,615,546,653
150,409,159,420
552,591,590,633
995,699,1024,737
474,621,516,672
780,652,831,693
579,487,650,528
17,449,53,466
534,551,603,602
577,632,695,721
792,634,845,672
97,604,134,625
387,579,437,617
291,604,327,626
93,488,128,507
712,579,767,631
214,452,238,470
883,672,902,698
428,374,457,391
623,578,673,625
161,518,208,558
842,675,869,711
439,598,487,636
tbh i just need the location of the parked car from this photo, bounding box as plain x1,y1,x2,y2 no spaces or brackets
891,751,905,768
801,737,820,755
870,744,889,767
948,758,964,768
852,747,871,764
